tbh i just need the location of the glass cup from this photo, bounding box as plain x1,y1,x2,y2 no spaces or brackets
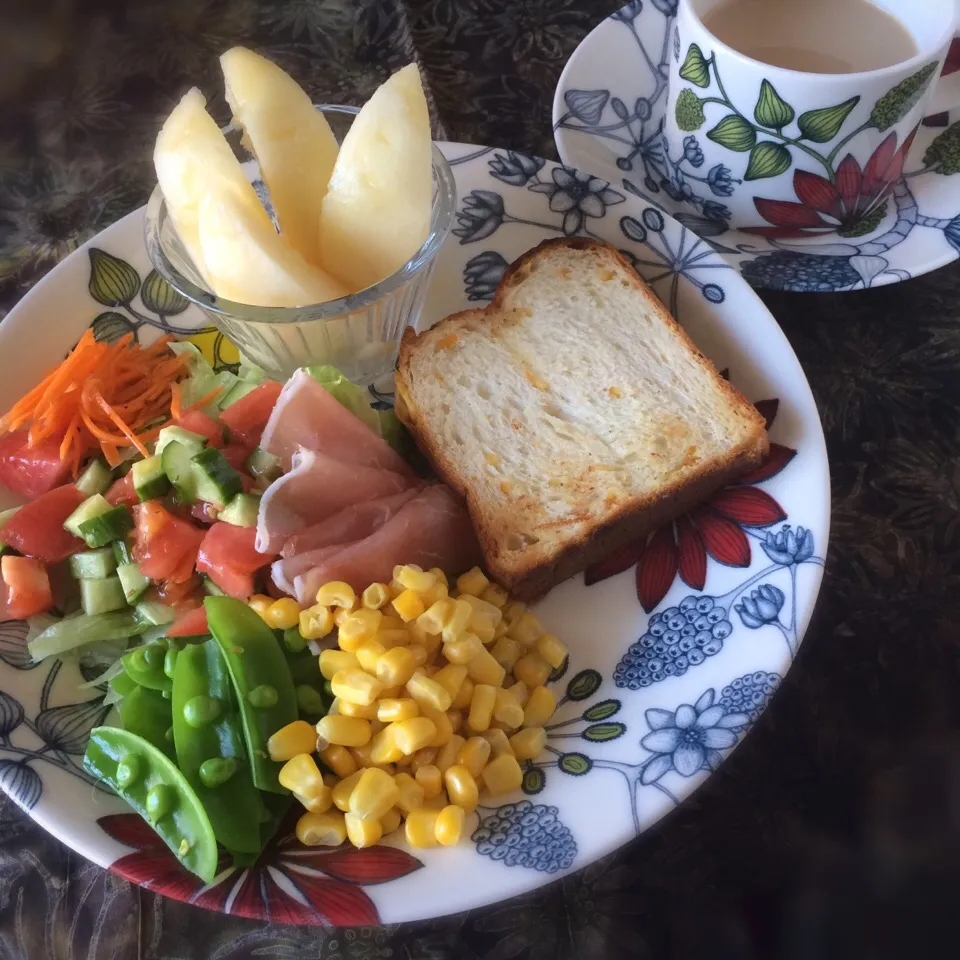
144,104,456,385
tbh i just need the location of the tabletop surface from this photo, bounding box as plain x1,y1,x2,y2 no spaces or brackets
2,1,960,957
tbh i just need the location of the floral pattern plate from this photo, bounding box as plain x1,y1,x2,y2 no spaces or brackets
0,142,829,925
553,1,960,292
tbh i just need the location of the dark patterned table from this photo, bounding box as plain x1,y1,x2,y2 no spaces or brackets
3,1,960,957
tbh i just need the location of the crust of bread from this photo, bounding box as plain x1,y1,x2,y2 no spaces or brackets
396,237,768,601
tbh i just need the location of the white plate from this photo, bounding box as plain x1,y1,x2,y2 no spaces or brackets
553,1,960,292
0,142,829,925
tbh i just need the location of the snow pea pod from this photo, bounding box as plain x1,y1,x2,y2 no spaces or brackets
172,640,262,854
121,640,173,693
204,597,297,794
120,685,174,759
83,726,218,883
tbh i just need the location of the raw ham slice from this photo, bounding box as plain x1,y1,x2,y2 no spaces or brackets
256,447,411,554
291,485,481,604
259,368,414,477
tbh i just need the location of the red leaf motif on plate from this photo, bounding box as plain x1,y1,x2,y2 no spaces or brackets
676,516,706,590
738,443,796,484
752,398,779,430
584,538,645,586
112,850,203,902
635,525,679,613
228,869,267,920
285,869,380,926
98,813,165,851
190,872,237,913
693,510,751,567
302,844,424,885
709,487,786,527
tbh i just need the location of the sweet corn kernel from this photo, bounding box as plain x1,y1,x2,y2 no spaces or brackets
334,606,353,628
493,688,524,729
339,609,383,649
331,769,364,810
369,718,385,736
393,772,426,813
410,644,428,667
507,680,529,707
320,744,357,779
395,752,413,767
319,649,359,680
362,583,390,610
444,632,485,665
410,747,438,772
300,605,335,640
523,686,557,727
375,628,410,649
507,611,542,646
481,754,524,795
436,734,466,774
380,806,403,835
421,706,454,747
415,764,442,799
441,599,474,643
447,709,463,734
278,753,325,796
435,804,465,846
378,614,405,630
406,672,453,712
460,594,503,626
316,715,372,748
264,597,301,630
405,808,440,848
337,699,379,719
417,598,455,635
513,651,552,688
346,812,383,848
331,669,383,706
322,772,339,788
458,736,491,778
294,785,334,813
427,567,448,588
456,566,489,597
379,685,403,699
419,581,449,607
483,728,515,758
354,640,386,674
316,581,356,608
451,675,475,711
268,720,318,762
388,581,405,600
392,589,426,623
431,663,468,701
503,600,526,623
409,621,443,656
537,633,568,669
444,764,479,812
297,810,346,846
393,717,438,754
377,698,419,722
248,594,272,617
490,636,522,671
349,767,400,820
468,684,497,732
369,726,404,764
466,648,506,687
510,726,547,760
396,565,438,593
479,583,508,608
422,790,450,810
471,618,496,644
376,646,417,687
493,621,509,639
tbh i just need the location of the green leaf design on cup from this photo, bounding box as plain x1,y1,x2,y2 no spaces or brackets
707,115,757,152
582,699,620,722
522,767,546,795
870,61,938,132
88,249,140,307
675,88,706,132
744,142,792,181
92,311,136,344
141,269,189,316
923,121,960,175
565,669,601,702
558,753,592,776
754,80,795,130
797,96,860,143
582,722,626,743
679,43,711,88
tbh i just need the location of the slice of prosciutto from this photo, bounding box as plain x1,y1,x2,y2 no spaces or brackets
256,447,412,554
259,368,415,478
291,485,482,604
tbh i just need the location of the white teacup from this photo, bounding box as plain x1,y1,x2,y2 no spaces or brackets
664,0,960,239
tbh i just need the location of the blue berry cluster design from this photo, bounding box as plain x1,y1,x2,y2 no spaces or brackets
717,671,781,732
614,595,733,689
472,801,577,874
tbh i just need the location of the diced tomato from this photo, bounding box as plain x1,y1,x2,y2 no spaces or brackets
0,430,71,498
196,522,275,600
0,484,86,562
219,380,282,447
166,605,210,638
157,573,202,605
221,442,253,472
189,501,220,526
106,472,138,507
133,501,205,582
176,410,224,448
1,555,53,618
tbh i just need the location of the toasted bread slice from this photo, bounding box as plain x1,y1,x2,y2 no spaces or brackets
396,237,768,600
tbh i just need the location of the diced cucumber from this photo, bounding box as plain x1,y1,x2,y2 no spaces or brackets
77,505,134,549
218,379,259,410
191,447,242,507
80,576,129,616
134,600,176,626
76,459,112,497
117,562,150,604
64,494,112,538
202,576,225,596
161,441,199,504
155,425,207,457
112,538,134,566
68,548,118,580
219,493,260,528
245,447,281,482
0,506,20,556
132,455,170,501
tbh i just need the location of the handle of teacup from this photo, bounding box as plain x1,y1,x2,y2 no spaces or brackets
928,40,960,114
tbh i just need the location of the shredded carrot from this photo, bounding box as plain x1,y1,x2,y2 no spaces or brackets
0,332,189,477
184,386,223,414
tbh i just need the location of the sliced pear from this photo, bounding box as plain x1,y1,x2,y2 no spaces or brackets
221,46,339,267
318,63,433,293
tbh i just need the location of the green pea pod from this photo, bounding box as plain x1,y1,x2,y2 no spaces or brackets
285,648,323,687
120,686,174,758
83,726,218,883
204,597,297,793
172,641,262,854
121,641,172,693
259,791,293,848
109,671,138,700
